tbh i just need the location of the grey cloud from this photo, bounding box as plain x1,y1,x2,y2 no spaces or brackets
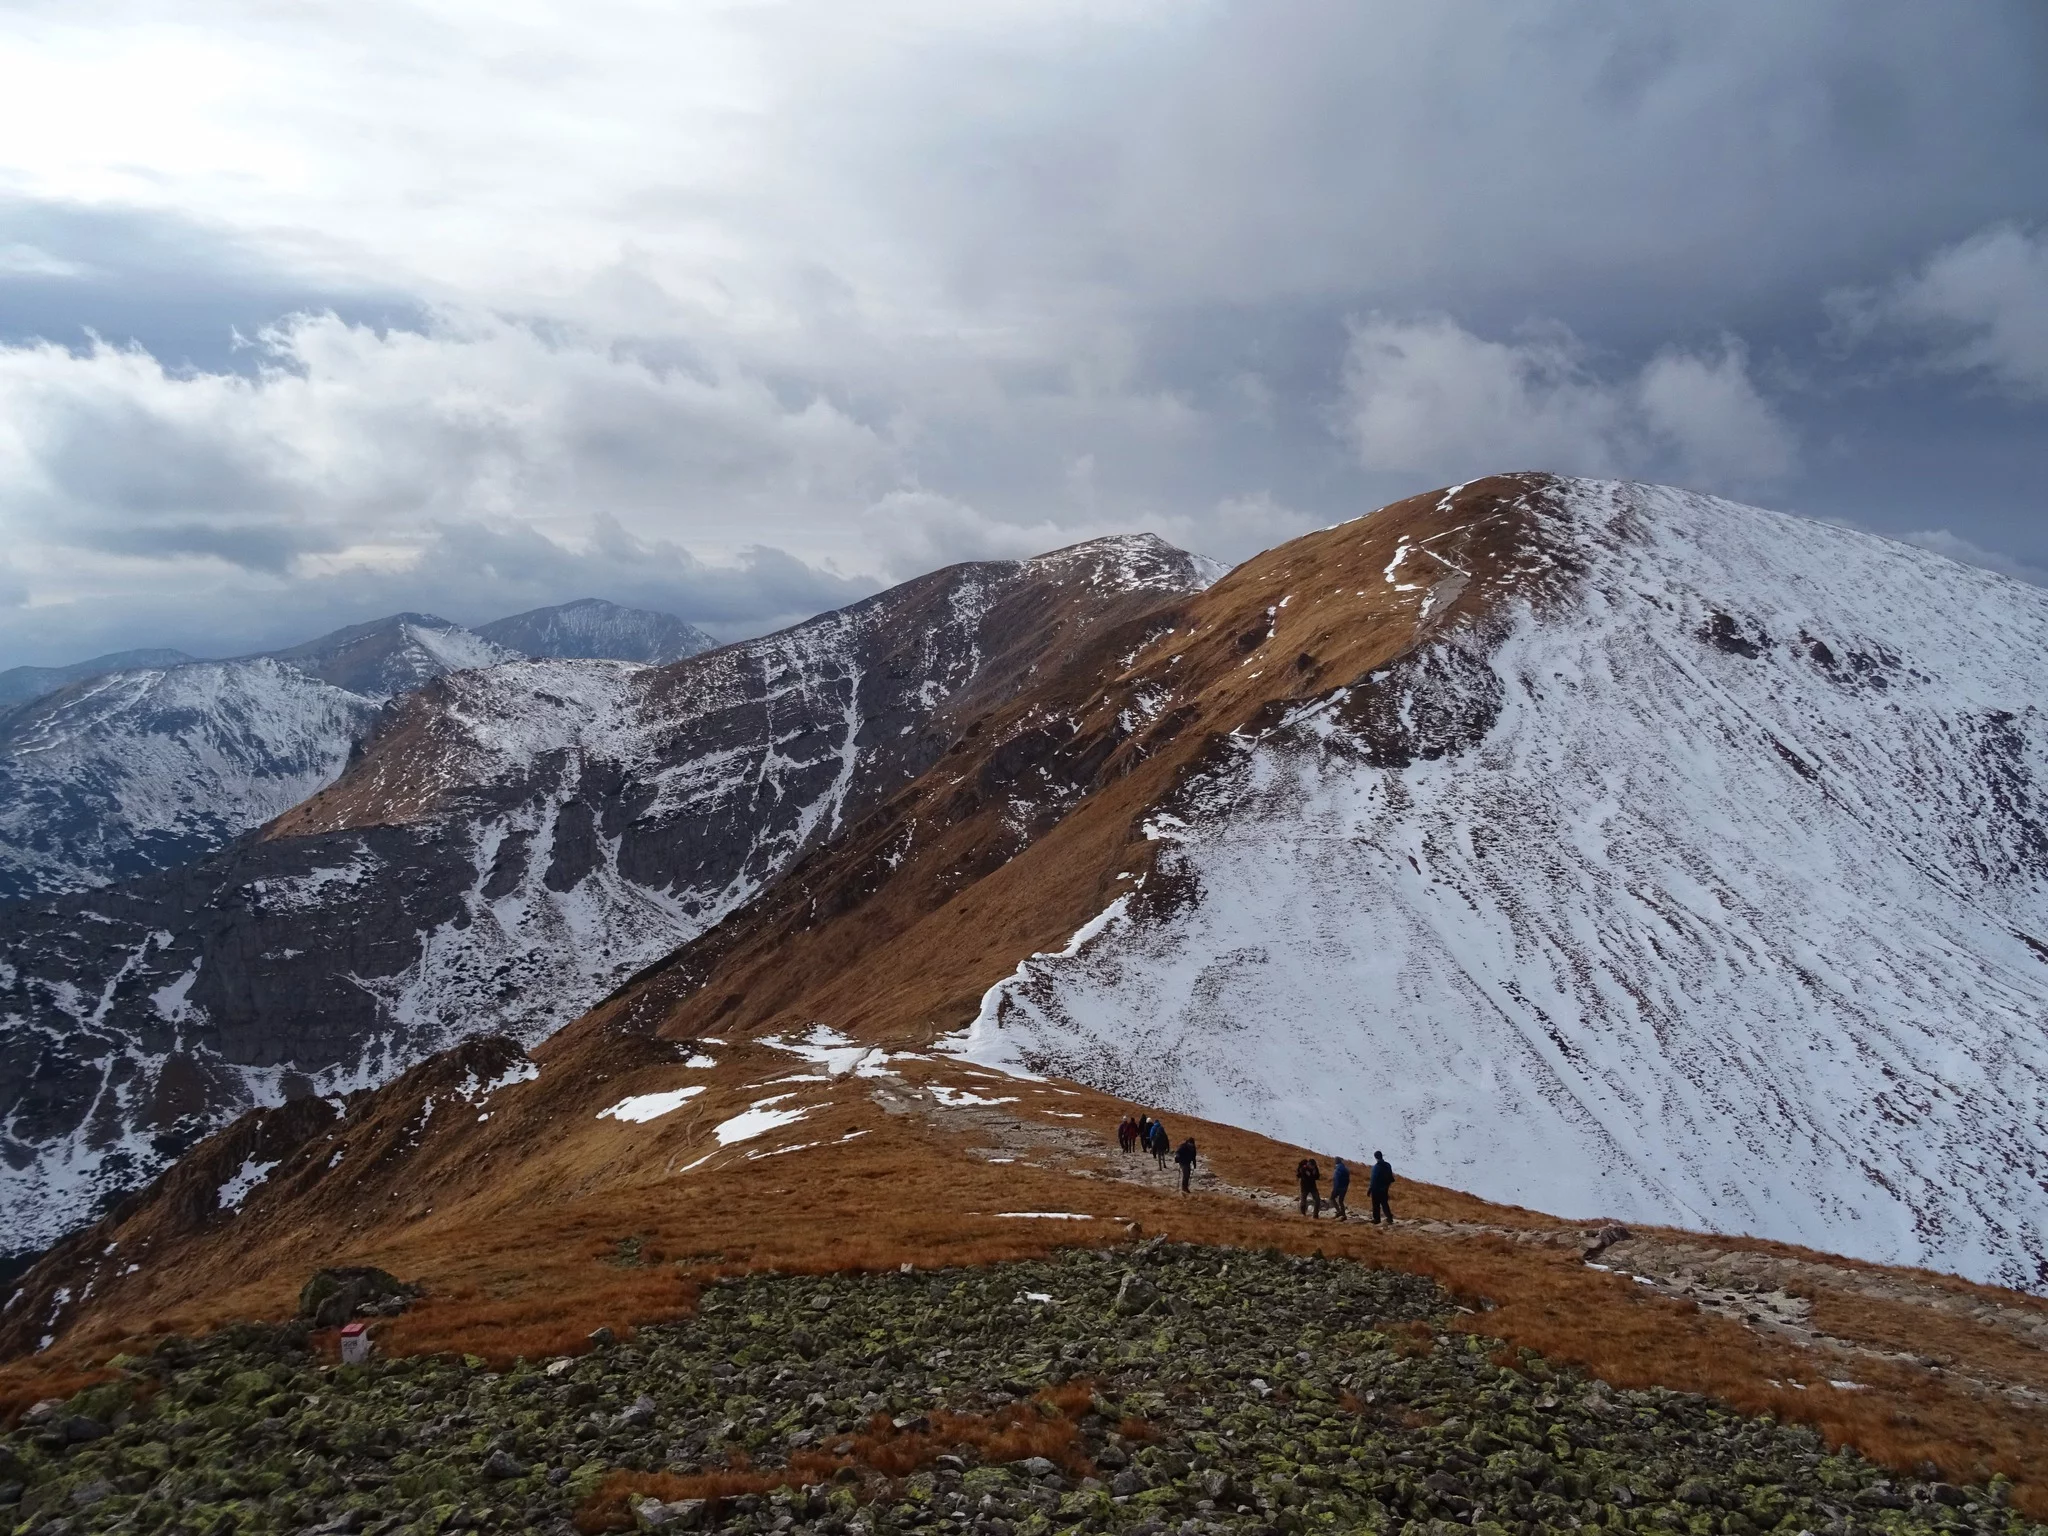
1,1,2046,667
1336,315,1796,491
1830,225,2048,398
1897,527,2048,586
0,198,419,370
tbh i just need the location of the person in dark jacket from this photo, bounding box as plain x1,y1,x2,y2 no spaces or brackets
1368,1151,1396,1225
1296,1156,1322,1217
1174,1137,1198,1193
1136,1115,1154,1153
1117,1116,1135,1154
1149,1121,1171,1168
1328,1157,1351,1221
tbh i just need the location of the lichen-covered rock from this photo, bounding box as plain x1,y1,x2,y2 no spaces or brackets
297,1265,418,1328
4,1245,2037,1536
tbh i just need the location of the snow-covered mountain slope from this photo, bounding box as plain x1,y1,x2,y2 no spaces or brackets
0,535,1217,1260
0,649,198,715
954,480,2048,1289
0,660,383,904
477,597,718,664
0,617,521,903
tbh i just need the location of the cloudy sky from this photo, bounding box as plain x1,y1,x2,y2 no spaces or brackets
1,1,2045,665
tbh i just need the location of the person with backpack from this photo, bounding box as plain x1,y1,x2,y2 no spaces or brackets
1369,1151,1396,1224
1328,1157,1351,1221
1296,1156,1322,1217
1149,1120,1171,1168
1174,1136,1198,1193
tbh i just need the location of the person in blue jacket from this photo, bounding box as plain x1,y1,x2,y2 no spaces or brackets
1369,1151,1396,1225
1328,1157,1351,1220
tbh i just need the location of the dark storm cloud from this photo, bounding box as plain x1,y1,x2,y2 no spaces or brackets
0,199,421,370
0,0,2045,669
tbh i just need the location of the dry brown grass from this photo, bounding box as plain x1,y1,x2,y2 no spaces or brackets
6,1033,2043,1513
0,1365,119,1426
1802,1282,2048,1395
372,1268,701,1368
572,1390,1102,1532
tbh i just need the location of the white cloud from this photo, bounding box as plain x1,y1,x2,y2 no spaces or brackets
1831,225,2048,399
0,311,903,656
0,242,87,278
1636,340,1798,484
0,311,894,560
1337,316,1796,490
1897,528,2048,585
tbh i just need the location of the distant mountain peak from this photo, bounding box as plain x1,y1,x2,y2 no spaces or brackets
476,598,718,666
0,648,202,713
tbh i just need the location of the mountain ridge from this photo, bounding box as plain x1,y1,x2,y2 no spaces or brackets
0,535,1221,1262
0,601,724,903
6,482,2048,1518
476,597,718,665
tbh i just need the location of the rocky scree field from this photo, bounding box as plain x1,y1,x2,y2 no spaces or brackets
3,1244,2037,1536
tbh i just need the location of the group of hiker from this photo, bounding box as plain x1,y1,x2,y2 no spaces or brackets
1115,1110,1396,1221
1118,1114,1200,1191
1294,1151,1396,1224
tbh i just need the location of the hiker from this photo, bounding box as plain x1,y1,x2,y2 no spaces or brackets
1136,1114,1153,1152
1296,1156,1322,1218
1174,1136,1198,1193
1329,1157,1351,1221
1148,1121,1170,1168
1369,1151,1396,1225
1117,1116,1135,1154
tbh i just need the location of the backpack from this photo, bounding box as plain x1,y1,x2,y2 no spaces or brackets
1296,1158,1318,1183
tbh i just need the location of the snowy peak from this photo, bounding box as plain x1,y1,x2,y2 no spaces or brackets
954,475,2048,1288
0,616,517,903
534,472,2048,1291
477,598,718,665
1019,532,1228,593
0,658,385,903
258,613,517,698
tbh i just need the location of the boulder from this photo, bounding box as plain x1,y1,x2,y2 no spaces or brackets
619,1394,659,1428
297,1267,418,1329
1112,1272,1158,1317
1581,1225,1634,1262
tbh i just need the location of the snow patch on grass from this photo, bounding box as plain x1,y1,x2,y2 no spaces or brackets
598,1085,706,1123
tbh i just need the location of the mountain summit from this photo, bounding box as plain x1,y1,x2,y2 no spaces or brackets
0,606,718,904
540,475,2048,1290
477,597,718,664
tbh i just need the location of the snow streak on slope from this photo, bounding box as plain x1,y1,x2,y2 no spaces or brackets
961,481,2048,1290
